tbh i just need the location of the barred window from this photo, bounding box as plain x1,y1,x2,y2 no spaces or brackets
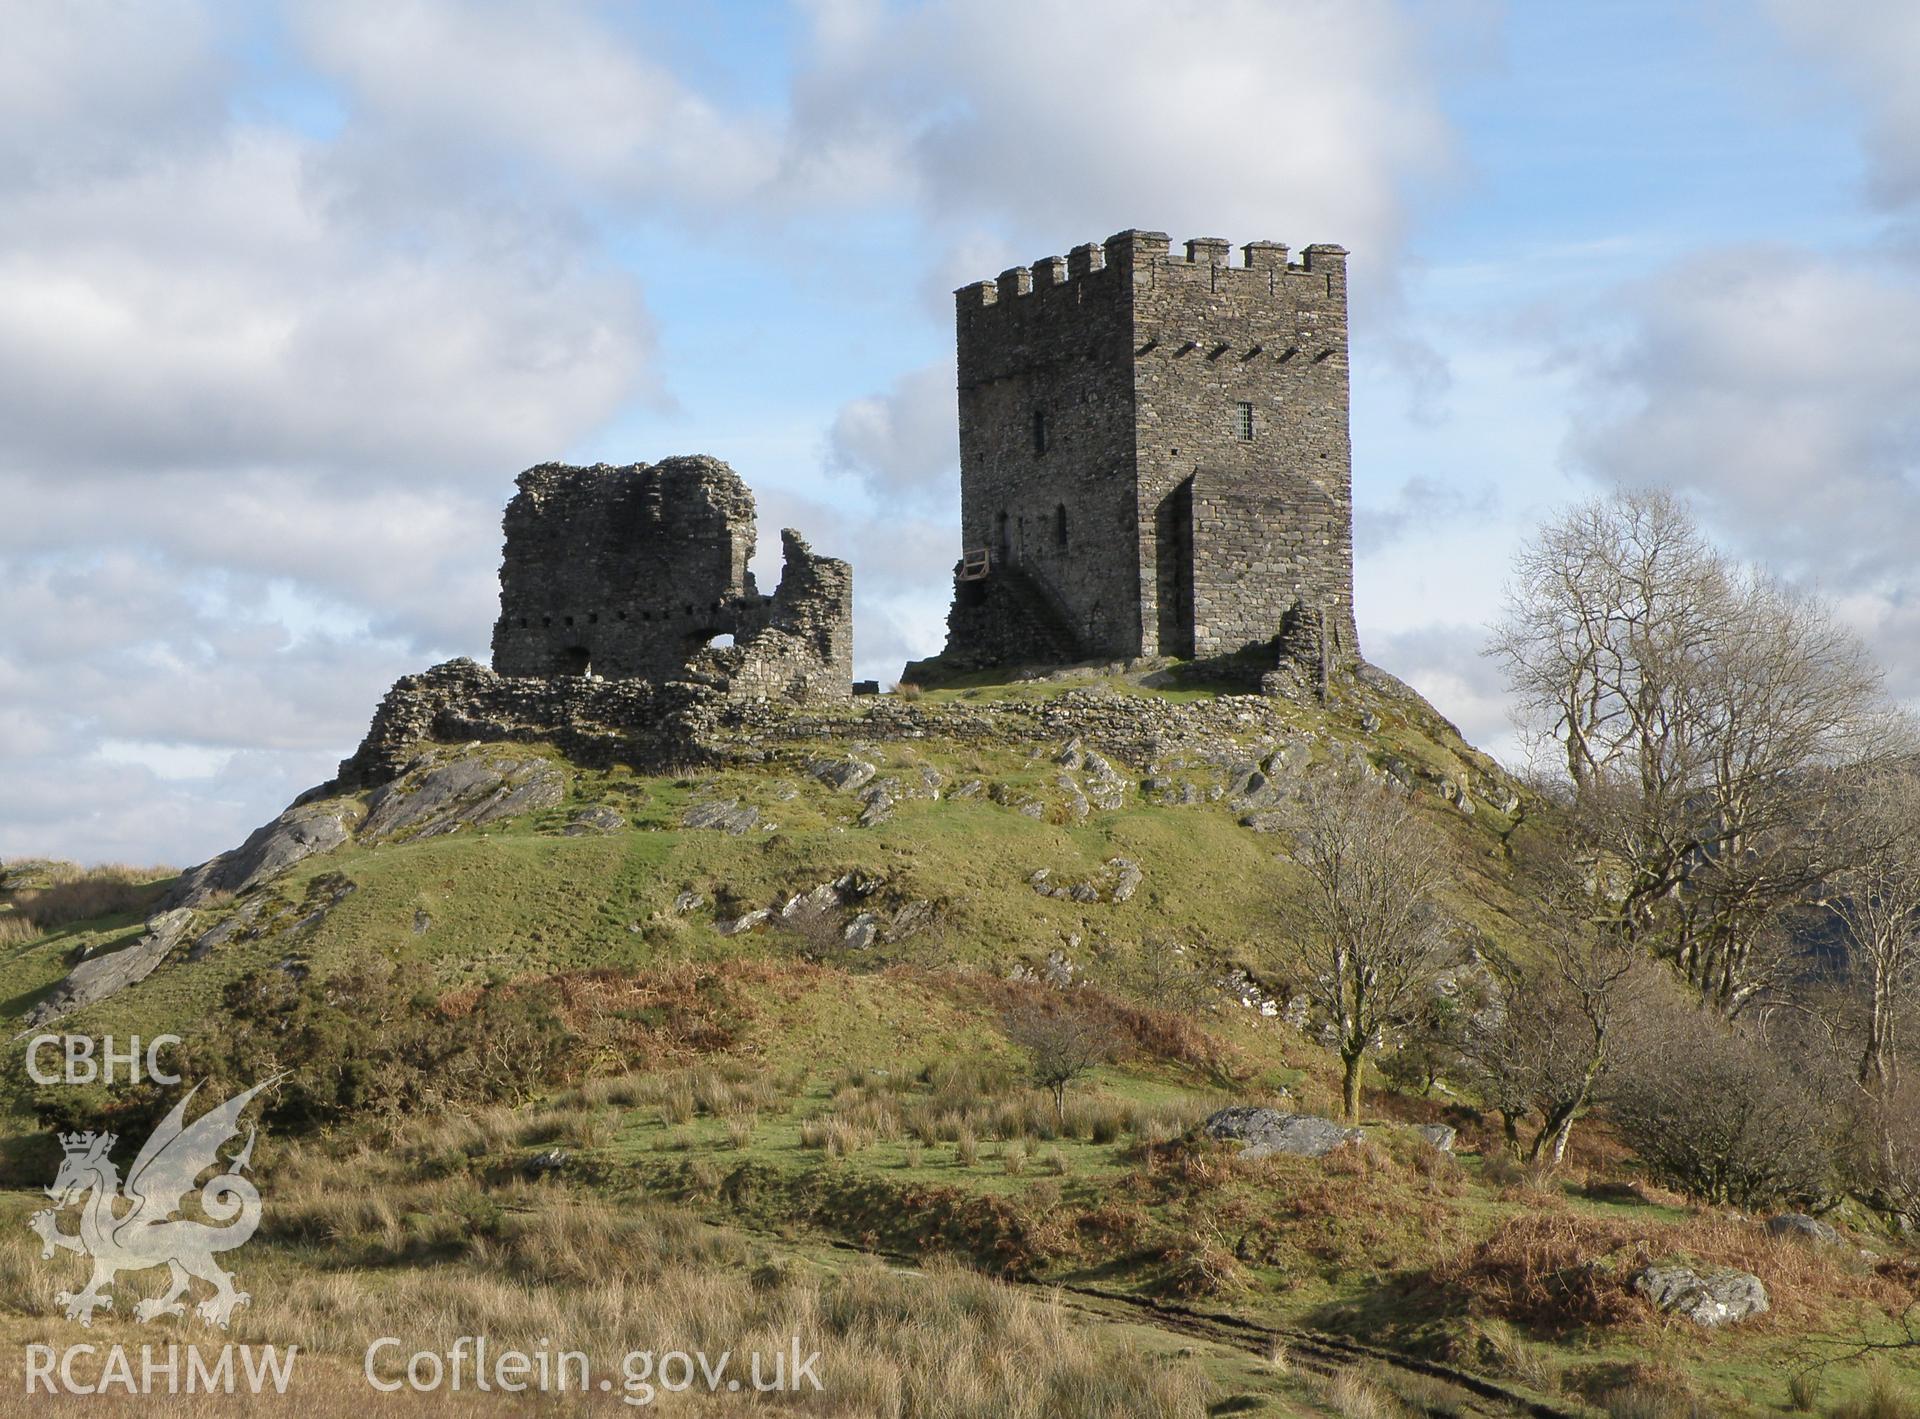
1235,402,1255,441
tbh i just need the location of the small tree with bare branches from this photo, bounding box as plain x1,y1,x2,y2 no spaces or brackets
1003,995,1122,1126
1451,833,1659,1163
1275,765,1453,1124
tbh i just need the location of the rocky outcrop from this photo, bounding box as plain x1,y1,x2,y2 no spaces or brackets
362,752,565,842
335,655,1523,859
810,758,877,794
1027,857,1144,906
683,800,760,835
0,860,65,893
167,799,358,909
1631,1264,1769,1326
564,805,626,835
1202,1107,1362,1160
161,748,565,977
28,909,197,1026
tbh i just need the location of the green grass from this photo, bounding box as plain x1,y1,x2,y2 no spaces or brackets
9,669,1904,1413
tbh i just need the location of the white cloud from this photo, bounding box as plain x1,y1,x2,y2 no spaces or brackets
0,1,669,866
0,0,229,186
824,359,957,507
789,0,1467,270
0,548,426,865
1567,248,1920,586
1364,621,1520,763
290,0,781,214
1356,474,1496,556
1766,0,1920,213
0,130,654,484
1563,244,1920,702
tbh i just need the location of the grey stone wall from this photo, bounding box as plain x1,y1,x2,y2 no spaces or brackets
954,241,1138,659
691,530,853,702
338,659,1360,790
937,228,1359,677
488,457,851,700
1131,237,1357,663
336,659,713,786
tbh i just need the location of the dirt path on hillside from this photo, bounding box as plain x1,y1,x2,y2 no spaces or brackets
1048,1280,1585,1419
737,1220,1588,1419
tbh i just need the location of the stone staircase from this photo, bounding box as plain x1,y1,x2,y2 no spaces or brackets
904,563,1084,682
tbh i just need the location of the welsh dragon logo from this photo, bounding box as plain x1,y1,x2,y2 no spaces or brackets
29,1076,280,1328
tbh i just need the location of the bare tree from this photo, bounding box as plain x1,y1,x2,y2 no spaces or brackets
1461,911,1653,1165
1112,933,1214,1018
1002,996,1122,1126
1831,767,1920,1088
1276,765,1452,1124
1844,1079,1920,1227
1489,490,1902,1013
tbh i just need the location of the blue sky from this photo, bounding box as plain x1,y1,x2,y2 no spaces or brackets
3,0,1918,866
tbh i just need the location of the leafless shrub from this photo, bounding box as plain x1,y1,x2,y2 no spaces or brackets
1831,767,1920,1089
1459,861,1661,1164
1608,997,1830,1208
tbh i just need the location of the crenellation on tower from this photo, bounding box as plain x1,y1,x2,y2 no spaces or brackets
1067,241,1105,278
1242,240,1288,269
1184,236,1231,266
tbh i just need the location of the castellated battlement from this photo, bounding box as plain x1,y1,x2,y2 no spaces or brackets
958,231,1349,311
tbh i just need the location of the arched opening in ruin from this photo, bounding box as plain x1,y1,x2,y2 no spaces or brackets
707,633,736,650
558,645,592,676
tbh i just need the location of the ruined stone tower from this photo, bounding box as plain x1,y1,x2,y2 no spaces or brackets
920,229,1359,678
490,456,852,701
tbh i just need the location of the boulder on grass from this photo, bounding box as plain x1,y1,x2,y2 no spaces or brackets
1767,1213,1842,1247
28,908,197,1026
1631,1264,1769,1327
1202,1107,1362,1160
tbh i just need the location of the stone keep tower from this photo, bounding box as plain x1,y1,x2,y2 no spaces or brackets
933,228,1359,675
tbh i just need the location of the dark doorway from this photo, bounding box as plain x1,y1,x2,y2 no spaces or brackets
559,645,592,675
1155,478,1195,658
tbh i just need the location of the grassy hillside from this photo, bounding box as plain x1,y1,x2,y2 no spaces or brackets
2,669,1916,1416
